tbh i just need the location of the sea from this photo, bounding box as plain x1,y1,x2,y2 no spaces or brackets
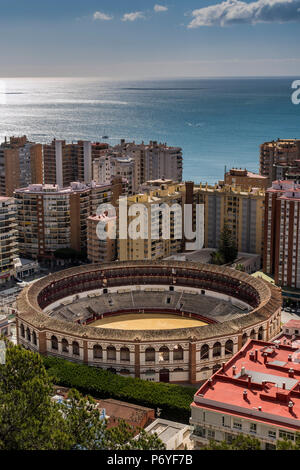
0,76,299,184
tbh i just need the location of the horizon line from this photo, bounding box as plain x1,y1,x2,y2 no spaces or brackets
0,74,299,81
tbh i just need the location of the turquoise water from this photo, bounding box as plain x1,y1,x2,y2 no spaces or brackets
1,76,299,183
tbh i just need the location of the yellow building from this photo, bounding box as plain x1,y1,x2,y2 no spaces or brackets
118,181,195,261
194,183,265,256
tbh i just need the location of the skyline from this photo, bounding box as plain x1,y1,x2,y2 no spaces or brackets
0,0,299,78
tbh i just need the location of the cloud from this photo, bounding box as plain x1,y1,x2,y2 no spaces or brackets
154,4,168,12
187,0,300,28
122,11,145,22
93,11,113,21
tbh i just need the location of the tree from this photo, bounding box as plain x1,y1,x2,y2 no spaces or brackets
203,434,261,450
234,263,245,272
277,433,300,450
0,343,70,450
218,224,238,264
62,389,165,450
0,343,165,450
210,251,225,266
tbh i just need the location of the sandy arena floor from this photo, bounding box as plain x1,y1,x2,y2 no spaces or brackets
91,313,207,330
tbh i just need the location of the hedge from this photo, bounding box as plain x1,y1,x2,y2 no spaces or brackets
43,356,196,423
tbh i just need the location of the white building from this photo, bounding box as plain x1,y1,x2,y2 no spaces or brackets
144,419,193,450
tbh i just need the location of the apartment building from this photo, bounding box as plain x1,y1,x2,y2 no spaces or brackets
263,180,300,288
260,139,300,186
43,140,94,187
14,181,112,260
0,197,18,285
224,168,268,191
93,155,136,194
190,339,300,450
117,181,196,261
87,213,117,263
0,136,43,196
195,183,265,257
114,140,183,185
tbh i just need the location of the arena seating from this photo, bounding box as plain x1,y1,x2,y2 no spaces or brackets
50,289,245,324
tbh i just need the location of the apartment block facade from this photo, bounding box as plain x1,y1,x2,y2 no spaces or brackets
117,181,194,261
0,197,18,284
113,140,183,185
224,168,268,191
263,180,300,288
260,139,300,186
43,140,94,188
87,213,117,263
14,181,112,260
0,136,43,196
195,183,265,257
93,155,136,194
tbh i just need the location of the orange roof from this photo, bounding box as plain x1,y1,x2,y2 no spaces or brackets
193,339,300,430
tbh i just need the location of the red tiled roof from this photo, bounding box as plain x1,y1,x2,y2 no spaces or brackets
193,339,300,430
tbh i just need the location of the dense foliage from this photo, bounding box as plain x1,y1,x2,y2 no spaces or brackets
203,433,300,450
203,435,261,450
0,344,164,450
43,356,196,423
211,224,238,265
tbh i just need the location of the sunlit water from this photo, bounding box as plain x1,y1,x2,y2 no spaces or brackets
0,76,299,183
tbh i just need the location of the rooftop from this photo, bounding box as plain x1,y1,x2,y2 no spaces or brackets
192,339,300,431
284,320,300,329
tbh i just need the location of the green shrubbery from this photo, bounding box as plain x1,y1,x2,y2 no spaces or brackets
43,356,196,423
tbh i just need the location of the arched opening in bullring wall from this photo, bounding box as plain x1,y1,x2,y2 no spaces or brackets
159,369,170,383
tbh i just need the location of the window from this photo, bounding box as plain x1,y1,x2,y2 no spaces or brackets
20,324,25,338
279,430,295,441
120,347,130,362
51,335,58,350
250,423,257,434
200,344,209,360
107,346,116,361
242,333,248,346
145,347,155,362
225,340,233,355
258,326,264,340
213,342,221,357
159,346,169,362
72,341,80,356
194,426,206,438
233,420,242,430
207,429,215,439
173,345,183,361
32,331,37,345
62,338,69,353
93,345,102,359
26,328,31,342
268,430,276,439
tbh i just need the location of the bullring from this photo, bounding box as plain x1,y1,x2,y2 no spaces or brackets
16,260,282,384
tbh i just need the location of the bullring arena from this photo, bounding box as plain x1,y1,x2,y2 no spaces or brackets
16,260,282,384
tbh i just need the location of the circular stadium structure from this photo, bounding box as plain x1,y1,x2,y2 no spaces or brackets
16,260,282,384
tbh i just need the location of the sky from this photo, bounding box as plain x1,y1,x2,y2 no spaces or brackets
0,0,299,78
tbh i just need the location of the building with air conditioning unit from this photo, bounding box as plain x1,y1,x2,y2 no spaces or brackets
190,339,300,449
